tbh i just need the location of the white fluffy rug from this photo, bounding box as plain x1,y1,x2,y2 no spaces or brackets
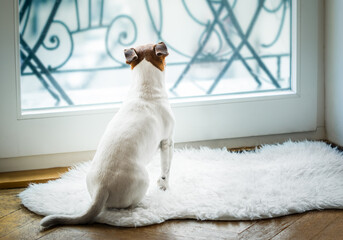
19,141,343,227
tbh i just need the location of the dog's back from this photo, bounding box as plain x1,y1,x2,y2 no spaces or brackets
40,42,173,228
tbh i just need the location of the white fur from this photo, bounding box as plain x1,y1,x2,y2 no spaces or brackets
20,141,343,227
39,59,174,228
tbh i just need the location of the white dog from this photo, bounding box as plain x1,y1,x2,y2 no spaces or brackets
40,42,175,228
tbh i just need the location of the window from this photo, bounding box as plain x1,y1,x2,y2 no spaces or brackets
19,0,291,110
0,0,318,159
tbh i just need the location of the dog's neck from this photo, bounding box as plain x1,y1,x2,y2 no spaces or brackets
127,59,168,100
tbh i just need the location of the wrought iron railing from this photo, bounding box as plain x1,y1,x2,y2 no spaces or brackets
19,0,291,107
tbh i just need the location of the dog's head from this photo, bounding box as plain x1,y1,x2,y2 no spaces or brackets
124,42,169,71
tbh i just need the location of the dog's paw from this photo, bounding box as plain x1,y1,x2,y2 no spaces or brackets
157,177,168,191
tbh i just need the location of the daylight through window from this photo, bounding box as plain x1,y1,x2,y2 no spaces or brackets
19,0,292,110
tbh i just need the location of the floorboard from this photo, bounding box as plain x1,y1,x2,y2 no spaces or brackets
271,210,342,240
311,213,343,240
0,189,22,219
238,214,303,240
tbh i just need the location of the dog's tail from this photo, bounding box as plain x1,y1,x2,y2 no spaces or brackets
40,187,109,229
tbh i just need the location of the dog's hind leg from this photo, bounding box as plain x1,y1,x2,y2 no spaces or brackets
158,139,173,190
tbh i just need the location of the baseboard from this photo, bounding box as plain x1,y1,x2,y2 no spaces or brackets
177,126,326,149
0,150,95,173
0,167,69,189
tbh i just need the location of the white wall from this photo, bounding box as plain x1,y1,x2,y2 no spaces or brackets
325,0,343,146
0,0,327,172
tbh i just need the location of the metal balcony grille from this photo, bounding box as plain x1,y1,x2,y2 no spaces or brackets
19,0,291,110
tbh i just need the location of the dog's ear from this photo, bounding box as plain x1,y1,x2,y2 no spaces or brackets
155,42,169,57
124,48,138,64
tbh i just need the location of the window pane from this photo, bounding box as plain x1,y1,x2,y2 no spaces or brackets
19,0,291,110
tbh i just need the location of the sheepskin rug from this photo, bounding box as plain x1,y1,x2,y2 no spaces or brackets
19,141,343,227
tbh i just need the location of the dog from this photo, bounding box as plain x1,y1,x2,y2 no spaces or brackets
40,42,175,228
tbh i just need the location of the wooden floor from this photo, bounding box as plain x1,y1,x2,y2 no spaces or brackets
1,188,343,240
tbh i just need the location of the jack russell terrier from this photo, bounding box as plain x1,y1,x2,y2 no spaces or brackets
40,42,175,228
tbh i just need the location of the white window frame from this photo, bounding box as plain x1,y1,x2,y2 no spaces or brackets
0,0,318,159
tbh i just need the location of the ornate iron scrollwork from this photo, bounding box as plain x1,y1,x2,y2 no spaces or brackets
19,0,291,107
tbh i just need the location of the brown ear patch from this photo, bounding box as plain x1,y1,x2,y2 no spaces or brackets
124,43,169,71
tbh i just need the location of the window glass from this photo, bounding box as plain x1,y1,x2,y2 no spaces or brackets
19,0,291,110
